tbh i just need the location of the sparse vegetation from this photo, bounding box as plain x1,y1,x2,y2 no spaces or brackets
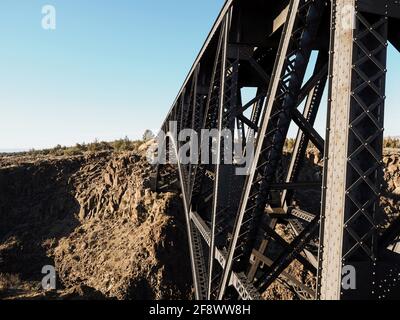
1,134,398,158
0,137,145,157
284,138,295,152
283,137,400,152
0,130,159,157
384,137,400,149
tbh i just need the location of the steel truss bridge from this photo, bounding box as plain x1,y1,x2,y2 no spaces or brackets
153,0,400,300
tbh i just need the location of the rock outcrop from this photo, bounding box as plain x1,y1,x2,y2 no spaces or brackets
0,149,191,300
0,147,399,300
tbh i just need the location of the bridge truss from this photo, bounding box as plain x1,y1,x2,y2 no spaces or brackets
153,0,400,300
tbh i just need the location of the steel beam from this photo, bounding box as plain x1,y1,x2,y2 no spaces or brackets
155,0,400,301
358,0,400,19
217,0,303,299
281,53,328,209
318,0,388,300
208,13,230,299
218,0,327,299
167,132,209,300
190,211,261,300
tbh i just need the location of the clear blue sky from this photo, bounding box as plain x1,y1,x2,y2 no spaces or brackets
0,0,398,150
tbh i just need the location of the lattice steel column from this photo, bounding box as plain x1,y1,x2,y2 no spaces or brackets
318,0,388,300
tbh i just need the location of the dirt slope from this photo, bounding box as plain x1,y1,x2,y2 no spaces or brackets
0,147,191,300
0,146,399,300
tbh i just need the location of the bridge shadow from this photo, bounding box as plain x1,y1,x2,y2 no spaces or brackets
0,158,85,296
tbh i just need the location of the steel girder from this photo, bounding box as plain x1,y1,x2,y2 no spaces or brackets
218,0,327,299
154,0,400,300
317,0,400,300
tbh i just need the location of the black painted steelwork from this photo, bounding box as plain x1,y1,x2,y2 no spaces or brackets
154,0,400,300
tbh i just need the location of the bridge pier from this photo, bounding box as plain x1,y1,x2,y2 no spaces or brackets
318,0,388,300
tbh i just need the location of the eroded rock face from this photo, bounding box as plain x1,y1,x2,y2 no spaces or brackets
381,152,400,224
0,148,399,300
0,151,191,300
